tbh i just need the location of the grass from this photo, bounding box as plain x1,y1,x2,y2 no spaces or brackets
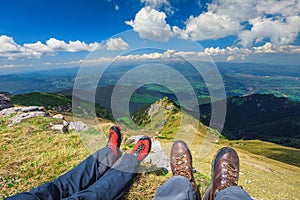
1,109,300,200
224,140,300,167
0,117,89,199
11,92,71,109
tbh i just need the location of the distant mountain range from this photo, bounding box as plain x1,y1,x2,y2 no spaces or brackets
0,62,299,101
1,61,299,148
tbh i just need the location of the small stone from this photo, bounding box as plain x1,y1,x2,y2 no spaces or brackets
8,111,47,126
63,120,69,126
51,124,67,133
53,114,64,120
151,139,162,153
68,121,88,131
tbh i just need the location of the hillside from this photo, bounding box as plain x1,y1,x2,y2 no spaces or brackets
1,95,300,199
10,92,113,120
198,94,300,148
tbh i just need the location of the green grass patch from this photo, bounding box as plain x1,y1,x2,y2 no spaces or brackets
225,140,300,167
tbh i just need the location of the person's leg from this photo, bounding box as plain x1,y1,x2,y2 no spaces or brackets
6,147,120,200
6,126,122,200
154,140,200,200
63,154,139,200
215,186,252,200
154,176,197,200
63,136,152,200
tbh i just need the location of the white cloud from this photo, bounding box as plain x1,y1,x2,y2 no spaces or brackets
0,64,29,68
140,0,173,15
0,35,22,53
46,38,102,52
115,4,119,11
179,11,241,40
0,35,42,59
0,35,129,60
105,38,129,50
141,0,170,8
238,15,300,47
208,0,258,22
125,7,172,42
46,38,68,51
256,0,299,17
206,0,300,48
253,42,275,53
24,41,53,54
126,0,300,52
289,45,300,53
62,43,300,66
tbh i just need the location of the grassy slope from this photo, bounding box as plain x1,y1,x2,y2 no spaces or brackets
11,92,113,120
1,110,300,199
11,92,71,109
0,116,89,199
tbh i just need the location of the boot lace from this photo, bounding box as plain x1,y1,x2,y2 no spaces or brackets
173,154,192,181
220,161,238,189
133,143,145,156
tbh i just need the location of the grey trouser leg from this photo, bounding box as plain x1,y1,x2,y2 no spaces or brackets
215,186,252,200
154,176,197,200
63,154,139,200
6,147,119,200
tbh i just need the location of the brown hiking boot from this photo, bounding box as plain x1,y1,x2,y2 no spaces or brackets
202,147,240,200
170,140,200,200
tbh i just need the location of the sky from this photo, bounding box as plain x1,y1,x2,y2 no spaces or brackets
0,0,299,73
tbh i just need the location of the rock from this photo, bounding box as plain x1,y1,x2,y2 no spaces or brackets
166,105,173,110
0,106,45,117
53,114,64,120
8,111,47,126
151,139,162,153
124,135,145,146
125,136,170,170
0,93,13,111
50,124,67,133
144,150,170,171
147,104,162,117
63,120,69,127
68,121,88,131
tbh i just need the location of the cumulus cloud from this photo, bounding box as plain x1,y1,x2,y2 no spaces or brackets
140,0,173,14
256,0,299,17
45,38,102,52
238,15,300,47
141,0,170,8
105,37,129,50
125,7,172,42
0,35,43,59
24,41,53,54
208,0,257,22
178,11,241,40
126,0,300,53
0,35,130,59
207,0,300,47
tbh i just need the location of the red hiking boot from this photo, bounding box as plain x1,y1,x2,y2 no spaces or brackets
130,136,152,161
107,126,122,156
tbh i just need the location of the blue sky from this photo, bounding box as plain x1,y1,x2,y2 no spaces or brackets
0,0,299,73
